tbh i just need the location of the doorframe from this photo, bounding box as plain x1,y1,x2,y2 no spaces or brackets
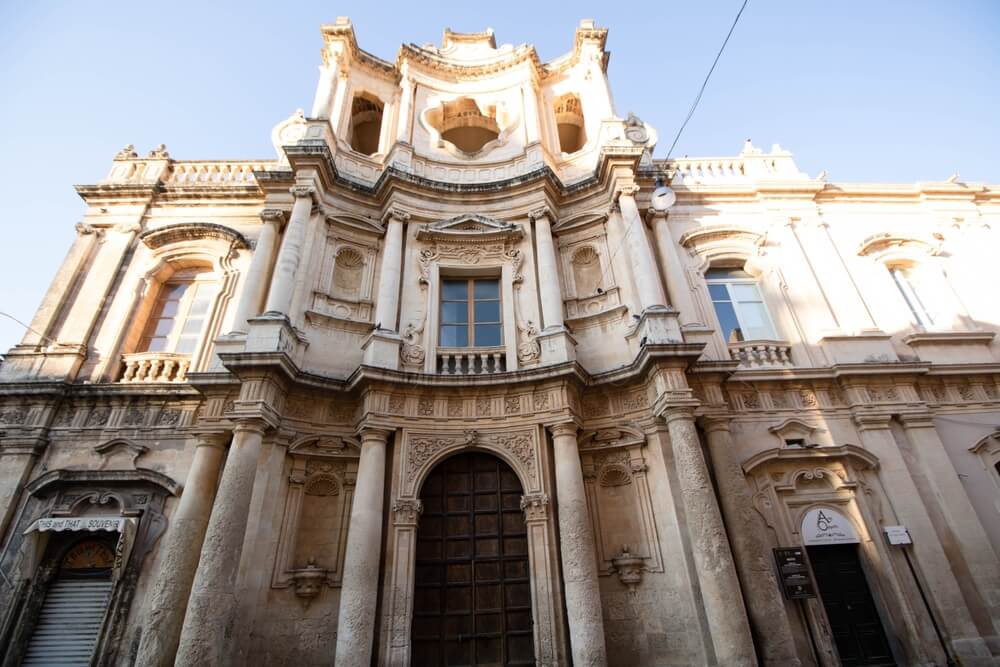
378,425,567,666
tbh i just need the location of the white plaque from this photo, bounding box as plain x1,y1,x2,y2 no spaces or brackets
801,507,859,546
884,525,912,545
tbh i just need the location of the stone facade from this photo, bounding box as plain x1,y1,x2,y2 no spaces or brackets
1,18,999,667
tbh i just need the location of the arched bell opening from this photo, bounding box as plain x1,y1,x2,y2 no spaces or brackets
554,93,586,154
411,451,535,666
349,93,384,156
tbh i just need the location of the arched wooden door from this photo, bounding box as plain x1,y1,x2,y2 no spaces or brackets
411,452,535,666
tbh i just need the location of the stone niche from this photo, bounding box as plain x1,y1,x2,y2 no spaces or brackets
271,436,360,601
579,427,664,580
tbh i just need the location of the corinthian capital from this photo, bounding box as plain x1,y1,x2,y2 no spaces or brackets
381,207,411,225
259,208,286,225
616,184,641,200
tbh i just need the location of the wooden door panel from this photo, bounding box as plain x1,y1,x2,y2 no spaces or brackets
412,452,535,666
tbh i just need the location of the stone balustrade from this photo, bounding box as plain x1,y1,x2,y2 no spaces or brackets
436,347,506,375
728,340,793,368
119,352,191,383
164,161,272,185
670,157,748,184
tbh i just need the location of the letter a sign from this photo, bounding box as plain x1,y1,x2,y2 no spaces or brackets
801,507,859,545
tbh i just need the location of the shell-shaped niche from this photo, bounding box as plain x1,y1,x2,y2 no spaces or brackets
421,95,520,159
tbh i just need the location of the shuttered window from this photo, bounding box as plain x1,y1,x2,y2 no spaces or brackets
22,577,113,665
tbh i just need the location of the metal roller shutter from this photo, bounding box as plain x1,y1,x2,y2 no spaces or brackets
22,577,113,666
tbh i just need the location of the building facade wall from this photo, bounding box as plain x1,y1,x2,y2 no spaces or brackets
0,18,999,667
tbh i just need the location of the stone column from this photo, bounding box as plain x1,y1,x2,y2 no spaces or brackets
175,420,267,666
335,428,390,667
373,209,407,332
702,417,800,666
229,211,282,333
395,73,414,144
135,432,229,666
648,209,700,327
522,82,541,144
311,63,339,119
530,207,565,331
550,422,607,666
264,186,314,316
663,408,757,666
617,186,667,313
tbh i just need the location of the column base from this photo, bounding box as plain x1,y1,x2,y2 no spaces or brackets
362,329,402,370
626,308,683,350
537,327,576,365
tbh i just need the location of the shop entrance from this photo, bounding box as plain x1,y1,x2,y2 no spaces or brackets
808,544,895,666
411,451,535,666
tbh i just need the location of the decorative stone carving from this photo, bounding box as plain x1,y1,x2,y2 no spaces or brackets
148,144,170,158
0,407,29,425
610,546,645,593
392,499,423,526
504,396,521,415
115,144,137,159
417,397,434,416
400,320,426,365
292,560,327,601
520,493,549,521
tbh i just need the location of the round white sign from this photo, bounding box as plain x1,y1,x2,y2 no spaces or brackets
801,507,859,546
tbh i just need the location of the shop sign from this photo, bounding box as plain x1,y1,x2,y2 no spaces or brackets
773,547,816,600
884,525,912,545
801,507,859,545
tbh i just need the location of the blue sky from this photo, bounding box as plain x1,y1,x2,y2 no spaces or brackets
0,1,997,353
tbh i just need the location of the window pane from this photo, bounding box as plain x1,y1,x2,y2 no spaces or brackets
159,300,180,317
164,282,190,299
474,324,502,347
474,280,499,299
146,337,168,352
175,336,198,354
153,318,175,337
730,283,763,302
737,302,775,339
711,301,742,342
440,325,468,347
442,280,468,300
705,267,751,280
474,301,501,323
442,301,468,324
181,316,205,335
707,284,730,300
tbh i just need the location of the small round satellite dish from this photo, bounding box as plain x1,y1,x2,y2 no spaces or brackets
651,185,676,212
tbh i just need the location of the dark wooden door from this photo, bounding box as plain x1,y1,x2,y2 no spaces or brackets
412,452,535,666
808,545,895,666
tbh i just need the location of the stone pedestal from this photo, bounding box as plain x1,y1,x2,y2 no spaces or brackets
702,418,800,666
335,428,390,667
175,421,267,666
664,408,757,666
625,309,683,347
361,329,402,370
537,327,576,365
135,432,229,666
550,422,607,666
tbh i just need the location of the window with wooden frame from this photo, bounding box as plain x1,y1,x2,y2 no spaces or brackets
705,267,777,342
439,278,502,348
139,269,218,355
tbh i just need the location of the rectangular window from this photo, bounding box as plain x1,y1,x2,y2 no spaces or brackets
139,278,217,354
705,268,777,342
891,267,944,328
440,278,502,348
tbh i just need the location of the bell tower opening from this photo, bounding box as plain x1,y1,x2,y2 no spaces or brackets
554,93,586,153
411,451,535,666
431,97,501,154
349,93,384,155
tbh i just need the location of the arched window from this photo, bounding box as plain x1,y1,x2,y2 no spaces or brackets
889,264,948,328
349,94,384,156
139,268,218,355
554,93,586,153
705,266,777,341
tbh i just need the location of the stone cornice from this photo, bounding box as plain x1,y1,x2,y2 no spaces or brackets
741,444,880,475
138,222,250,250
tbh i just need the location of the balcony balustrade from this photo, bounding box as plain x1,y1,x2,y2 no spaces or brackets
728,340,793,368
436,347,507,375
119,352,191,383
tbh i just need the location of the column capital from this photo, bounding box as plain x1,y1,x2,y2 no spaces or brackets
548,421,579,438
520,492,550,522
259,208,286,226
615,183,641,200
698,415,732,435
391,498,423,526
232,417,270,437
661,406,696,425
853,413,892,431
289,184,316,200
528,206,554,223
381,207,411,226
194,431,231,450
359,426,394,445
645,207,668,224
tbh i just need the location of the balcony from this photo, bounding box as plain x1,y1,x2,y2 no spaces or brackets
728,340,793,369
436,347,507,375
119,352,191,383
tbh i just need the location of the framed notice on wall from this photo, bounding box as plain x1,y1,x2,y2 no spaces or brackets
773,547,817,600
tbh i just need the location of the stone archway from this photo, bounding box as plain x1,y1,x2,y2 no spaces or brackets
411,451,534,666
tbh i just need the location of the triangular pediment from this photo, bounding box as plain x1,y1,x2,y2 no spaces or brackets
417,214,523,242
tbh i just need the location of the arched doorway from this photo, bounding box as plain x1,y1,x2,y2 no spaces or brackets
411,451,535,666
22,538,116,666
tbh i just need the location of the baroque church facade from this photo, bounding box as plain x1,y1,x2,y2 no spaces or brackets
1,18,999,667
